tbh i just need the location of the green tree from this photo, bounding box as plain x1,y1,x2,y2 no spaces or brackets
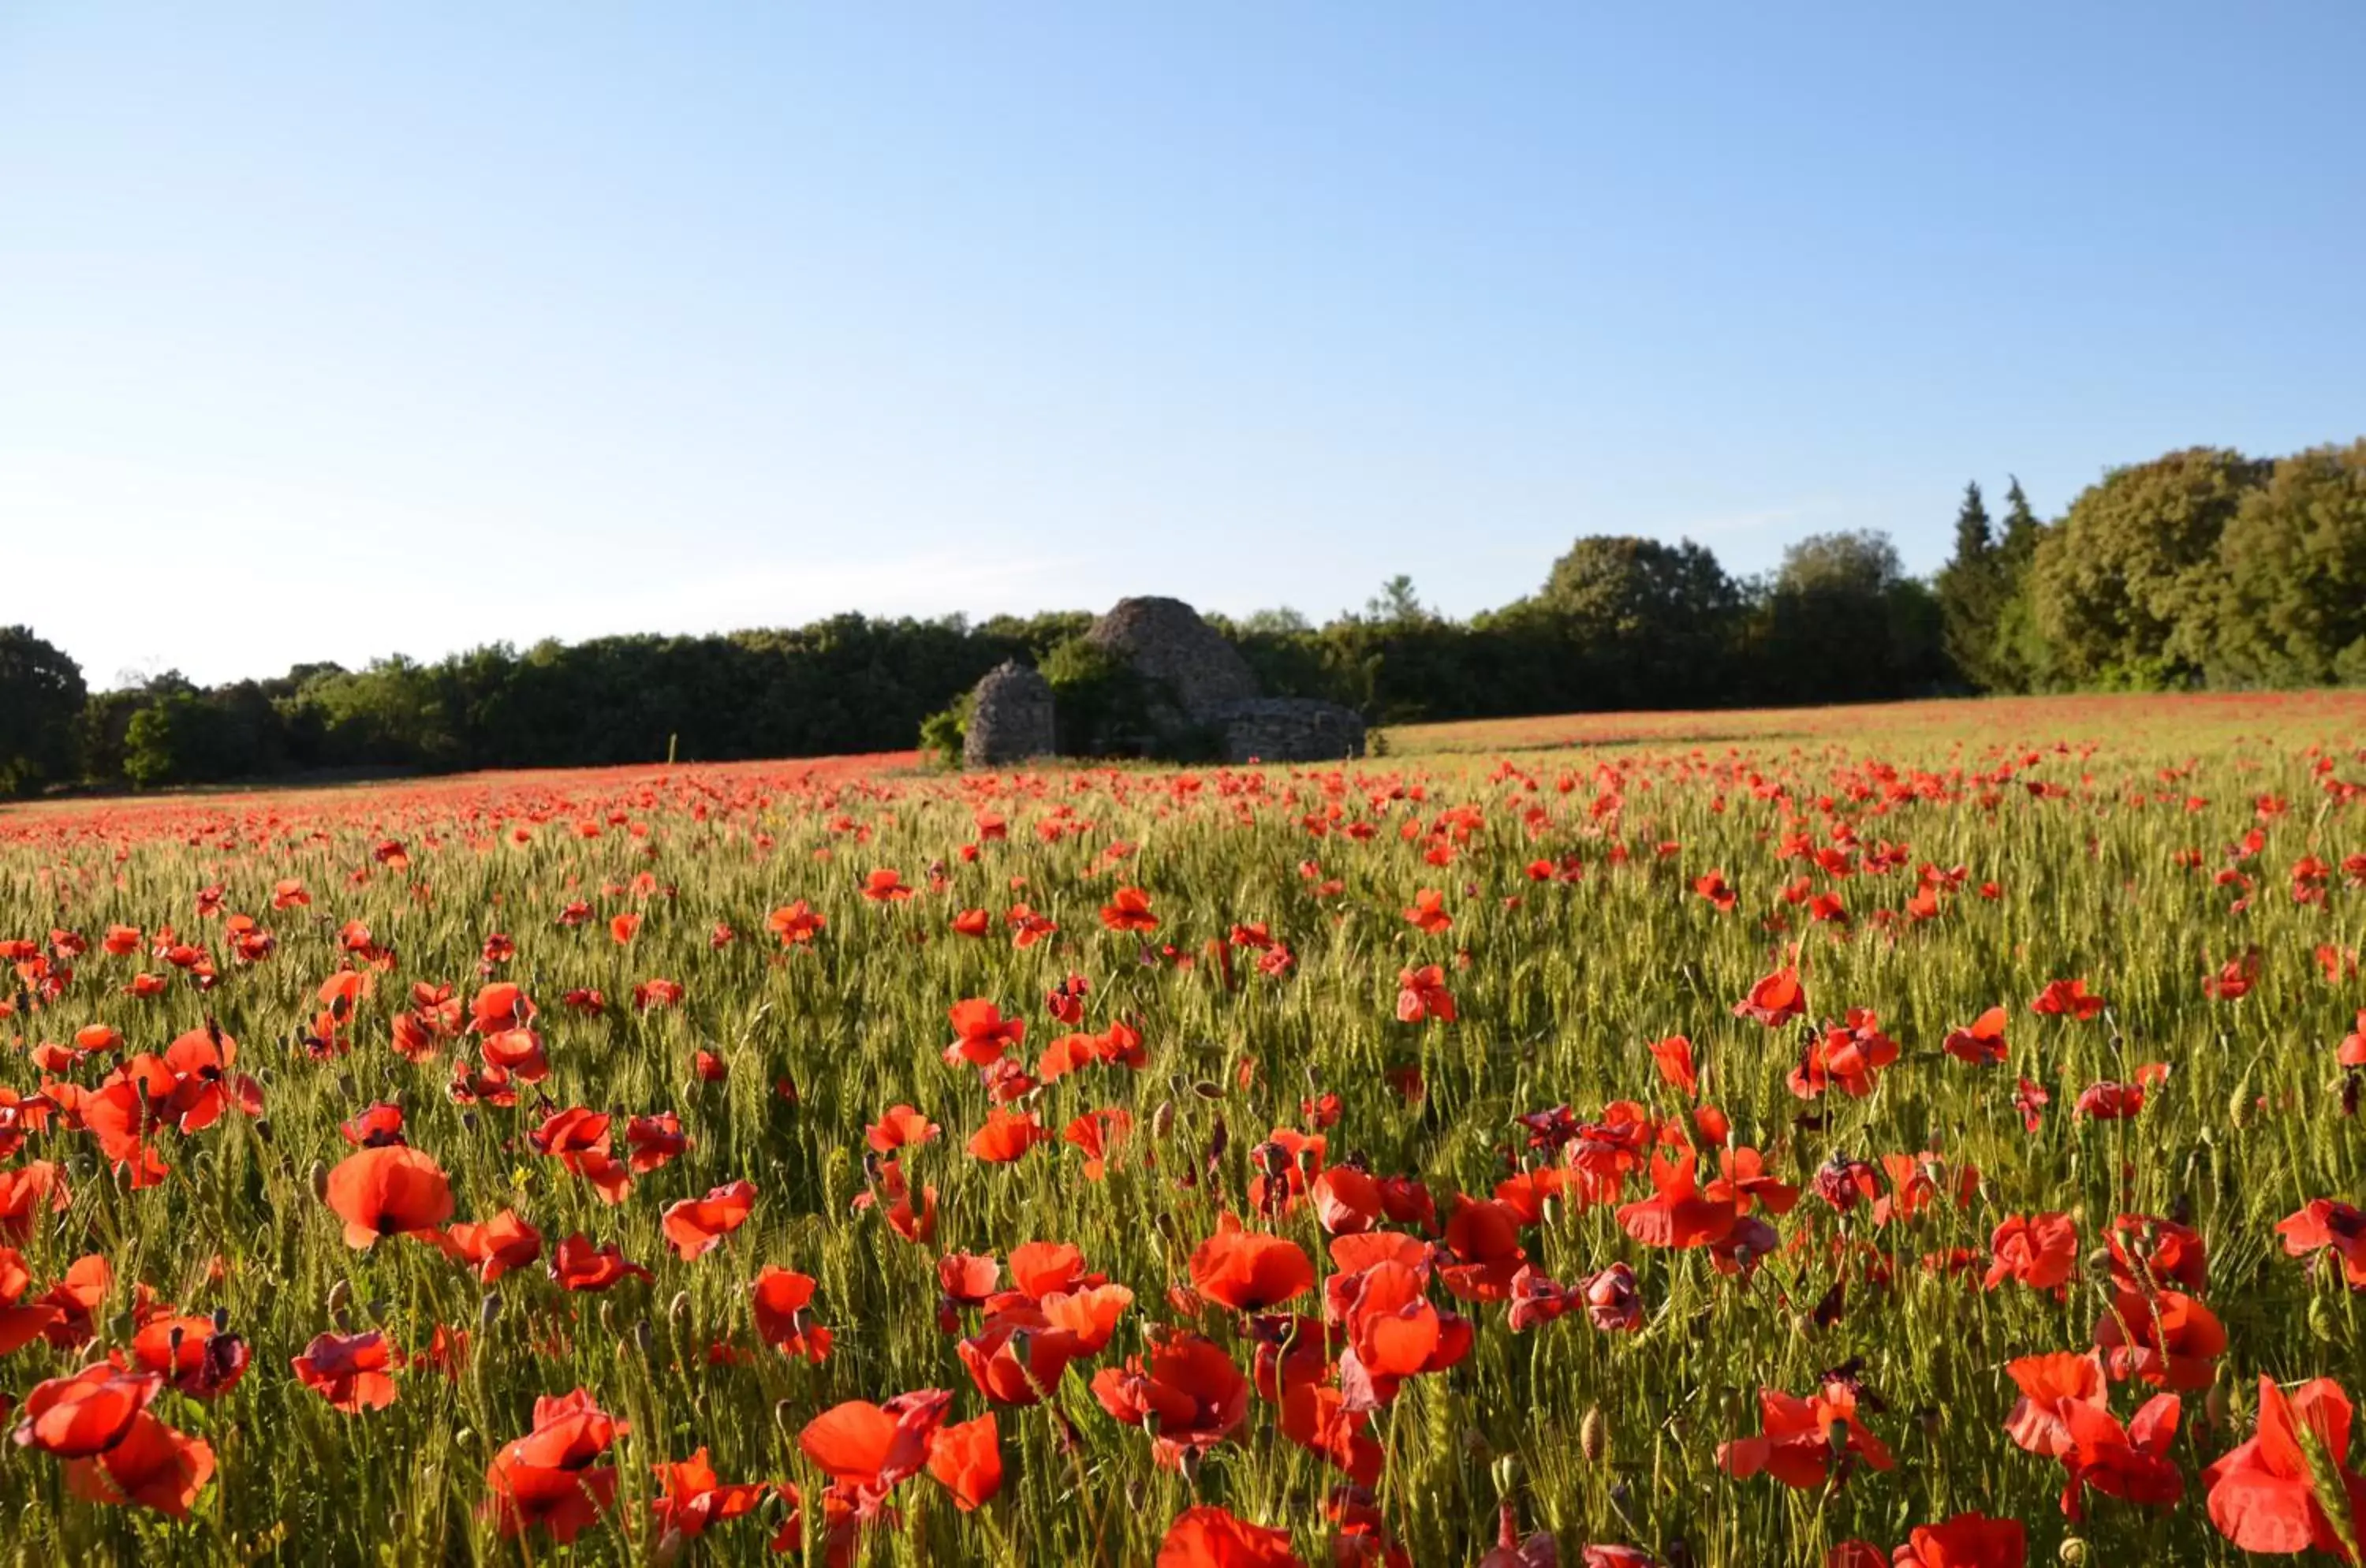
1934,481,2006,689
1513,534,1742,707
1752,530,1946,702
0,627,88,795
1980,477,2052,693
2030,446,2267,687
1363,575,1428,625
2205,439,2366,686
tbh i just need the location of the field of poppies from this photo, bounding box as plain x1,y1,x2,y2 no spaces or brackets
2,691,2364,1566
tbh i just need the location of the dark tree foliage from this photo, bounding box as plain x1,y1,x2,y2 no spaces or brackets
0,626,87,796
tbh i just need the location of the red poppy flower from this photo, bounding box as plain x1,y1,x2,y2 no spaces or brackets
483,1389,627,1542
1617,1151,1736,1252
13,1364,160,1456
861,868,913,902
2203,1374,2366,1557
1648,1035,1699,1098
529,1107,633,1204
0,1162,69,1243
1281,1374,1388,1482
2058,1391,2183,1520
1099,887,1159,932
767,901,827,945
867,1104,939,1153
1984,1212,2077,1293
127,1312,249,1398
1732,967,1805,1028
1942,1006,2010,1066
751,1265,833,1361
2093,1286,2225,1389
661,1181,756,1261
2074,1080,2146,1120
2002,1351,2107,1458
435,1210,543,1282
950,908,991,939
797,1387,952,1501
58,1409,215,1518
945,999,1025,1066
650,1446,766,1538
1395,965,1455,1025
631,977,684,1010
1718,1378,1894,1490
1890,1513,2026,1566
291,1330,401,1413
1787,1015,1899,1099
547,1235,653,1292
338,1101,407,1148
2277,1199,2366,1289
967,1107,1051,1163
324,1146,453,1249
1403,889,1453,933
2340,1007,2366,1069
0,1250,63,1356
2030,978,2106,1020
624,1112,687,1173
1158,1503,1305,1566
1189,1220,1315,1312
1092,1329,1249,1468
924,1413,1002,1512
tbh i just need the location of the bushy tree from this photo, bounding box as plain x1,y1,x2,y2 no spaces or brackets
0,627,87,795
1751,531,1947,702
2205,439,2366,686
1511,535,1742,707
2030,447,2268,687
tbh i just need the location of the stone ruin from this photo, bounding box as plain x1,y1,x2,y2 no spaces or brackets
962,659,1058,768
961,595,1366,767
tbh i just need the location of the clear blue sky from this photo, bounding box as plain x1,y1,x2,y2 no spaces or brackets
5,4,2360,689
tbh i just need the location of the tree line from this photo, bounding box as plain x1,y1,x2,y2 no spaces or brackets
2,437,2359,793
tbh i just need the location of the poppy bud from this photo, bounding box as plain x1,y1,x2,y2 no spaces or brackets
598,1301,616,1337
633,1317,653,1357
2206,1379,2230,1430
1580,1406,1607,1465
774,1399,797,1438
1151,1101,1175,1140
480,1292,502,1328
2310,1294,2338,1344
651,1527,687,1568
669,1290,692,1327
2058,1540,2088,1564
1491,1453,1523,1497
308,1159,330,1200
1192,1081,1221,1101
253,1117,274,1144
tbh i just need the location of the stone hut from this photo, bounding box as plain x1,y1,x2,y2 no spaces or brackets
1209,695,1367,764
1082,595,1263,734
961,660,1056,769
958,596,1367,767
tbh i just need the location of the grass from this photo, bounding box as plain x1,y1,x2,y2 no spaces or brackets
2,691,2363,1565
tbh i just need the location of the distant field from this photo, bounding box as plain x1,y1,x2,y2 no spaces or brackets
1388,689,2366,757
